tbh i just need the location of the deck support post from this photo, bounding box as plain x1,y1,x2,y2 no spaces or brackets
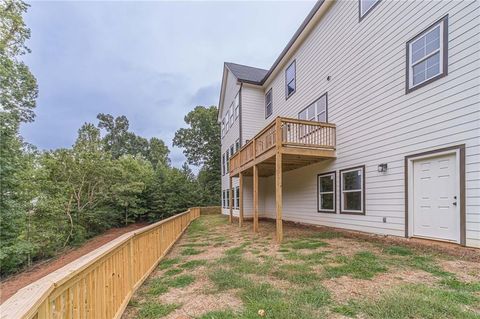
229,177,233,224
239,172,244,227
253,165,259,232
275,118,283,243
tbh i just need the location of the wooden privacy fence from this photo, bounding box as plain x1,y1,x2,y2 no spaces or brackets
0,207,201,319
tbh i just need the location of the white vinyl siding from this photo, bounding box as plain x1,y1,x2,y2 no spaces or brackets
220,1,479,247
220,69,241,214
238,0,479,247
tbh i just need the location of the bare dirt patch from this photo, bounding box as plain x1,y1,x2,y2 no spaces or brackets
0,222,147,303
323,269,436,302
440,260,480,282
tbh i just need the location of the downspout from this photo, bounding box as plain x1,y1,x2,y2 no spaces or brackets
239,83,243,146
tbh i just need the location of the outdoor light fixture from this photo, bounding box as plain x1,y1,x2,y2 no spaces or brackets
378,163,388,172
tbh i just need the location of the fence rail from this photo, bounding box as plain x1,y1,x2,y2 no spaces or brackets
0,207,202,319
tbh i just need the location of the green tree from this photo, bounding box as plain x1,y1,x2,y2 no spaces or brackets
147,137,170,169
145,163,200,221
173,106,220,206
0,0,39,275
110,155,153,225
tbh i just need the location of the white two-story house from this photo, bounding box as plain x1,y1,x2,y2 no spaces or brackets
218,0,480,247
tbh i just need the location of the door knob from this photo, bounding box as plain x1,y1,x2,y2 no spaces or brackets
453,202,457,206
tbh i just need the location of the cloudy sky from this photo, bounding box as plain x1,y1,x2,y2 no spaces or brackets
21,0,315,168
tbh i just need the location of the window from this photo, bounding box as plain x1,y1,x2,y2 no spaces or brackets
359,0,380,20
235,139,240,153
285,60,296,98
265,89,273,118
340,166,365,214
221,119,225,137
407,16,448,93
230,144,234,157
229,103,234,127
226,151,230,172
235,186,240,209
234,93,240,120
225,113,229,132
226,189,230,208
318,172,336,213
222,190,226,208
298,93,327,122
222,153,225,175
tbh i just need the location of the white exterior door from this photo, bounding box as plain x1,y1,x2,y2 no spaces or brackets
412,153,459,242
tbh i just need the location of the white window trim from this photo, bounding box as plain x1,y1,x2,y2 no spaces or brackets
340,166,365,214
318,172,336,213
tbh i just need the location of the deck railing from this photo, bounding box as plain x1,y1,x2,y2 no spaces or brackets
0,208,203,319
230,117,336,174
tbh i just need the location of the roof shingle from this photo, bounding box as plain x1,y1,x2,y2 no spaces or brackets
224,62,268,85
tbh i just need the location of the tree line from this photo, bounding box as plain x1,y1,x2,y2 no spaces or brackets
0,1,220,276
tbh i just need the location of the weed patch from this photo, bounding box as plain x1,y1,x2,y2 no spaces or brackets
324,251,387,279
385,245,413,256
283,239,328,250
199,310,236,319
407,255,452,278
158,257,181,270
164,268,183,276
138,302,179,319
166,274,195,288
179,259,207,269
360,284,480,319
209,268,252,291
293,286,330,308
147,278,168,296
181,247,203,256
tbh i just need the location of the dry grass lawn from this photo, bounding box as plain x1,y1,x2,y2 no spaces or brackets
122,215,480,319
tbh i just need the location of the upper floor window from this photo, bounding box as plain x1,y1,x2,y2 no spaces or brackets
265,89,273,119
235,138,240,153
229,104,234,127
225,112,229,130
407,16,448,93
298,93,327,122
234,93,240,120
285,60,296,99
359,0,380,20
222,153,226,175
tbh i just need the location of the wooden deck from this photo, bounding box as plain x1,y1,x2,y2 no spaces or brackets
228,117,336,242
230,117,336,177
